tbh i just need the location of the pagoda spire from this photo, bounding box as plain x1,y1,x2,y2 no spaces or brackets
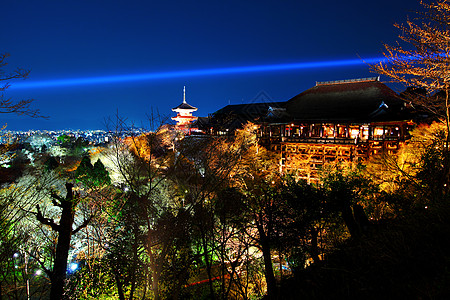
183,86,186,104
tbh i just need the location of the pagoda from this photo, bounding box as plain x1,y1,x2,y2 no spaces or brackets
172,86,198,131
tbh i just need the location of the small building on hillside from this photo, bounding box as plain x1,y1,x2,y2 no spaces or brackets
172,87,198,133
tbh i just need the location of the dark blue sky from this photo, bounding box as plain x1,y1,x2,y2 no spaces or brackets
2,0,420,130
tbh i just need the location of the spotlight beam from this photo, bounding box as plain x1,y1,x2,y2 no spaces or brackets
10,57,386,90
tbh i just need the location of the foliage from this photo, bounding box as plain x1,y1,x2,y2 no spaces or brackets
277,176,323,266
371,0,450,132
0,166,57,299
320,163,375,238
57,134,74,146
5,111,450,300
74,156,111,187
367,121,450,212
44,156,60,172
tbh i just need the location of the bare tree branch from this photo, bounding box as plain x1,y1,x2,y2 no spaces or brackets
35,204,60,232
72,215,93,235
0,53,47,119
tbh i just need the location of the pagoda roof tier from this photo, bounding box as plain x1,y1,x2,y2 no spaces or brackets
172,102,197,111
172,115,198,121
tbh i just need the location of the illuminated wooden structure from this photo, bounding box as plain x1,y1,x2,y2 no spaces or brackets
172,86,198,132
258,77,415,181
209,77,417,182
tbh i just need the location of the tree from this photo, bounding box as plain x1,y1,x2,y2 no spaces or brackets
74,156,111,187
372,0,450,130
320,163,374,239
0,53,43,118
35,182,91,300
170,133,250,300
0,185,31,299
102,115,189,299
223,123,282,299
278,176,323,267
44,156,60,172
366,121,450,209
370,0,450,197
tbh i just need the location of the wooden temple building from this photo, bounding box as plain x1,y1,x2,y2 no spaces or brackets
207,77,419,181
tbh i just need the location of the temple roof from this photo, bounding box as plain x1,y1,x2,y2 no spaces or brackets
172,102,197,111
286,77,408,122
213,102,285,117
211,102,285,130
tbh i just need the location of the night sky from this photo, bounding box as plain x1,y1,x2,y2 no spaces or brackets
2,0,420,130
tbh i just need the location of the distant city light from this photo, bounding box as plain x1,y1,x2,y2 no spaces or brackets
10,57,386,90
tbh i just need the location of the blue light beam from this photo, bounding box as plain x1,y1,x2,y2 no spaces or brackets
11,57,386,90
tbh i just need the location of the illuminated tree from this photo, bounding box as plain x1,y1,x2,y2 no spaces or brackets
101,115,192,299
320,163,374,239
366,121,450,208
370,0,450,199
222,123,282,299
277,177,323,267
74,156,111,187
3,152,110,299
0,51,47,295
0,185,31,299
0,171,72,299
166,122,276,299
371,0,450,134
169,135,243,299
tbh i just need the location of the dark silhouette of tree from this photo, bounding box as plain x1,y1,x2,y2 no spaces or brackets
0,53,44,118
35,182,91,300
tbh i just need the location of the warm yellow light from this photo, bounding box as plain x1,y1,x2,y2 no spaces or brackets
374,128,384,136
350,129,359,138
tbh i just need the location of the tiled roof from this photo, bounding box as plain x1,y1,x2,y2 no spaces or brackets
213,102,285,117
286,78,407,122
211,102,285,130
172,102,197,110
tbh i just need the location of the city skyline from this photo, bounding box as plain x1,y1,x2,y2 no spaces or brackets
2,0,420,130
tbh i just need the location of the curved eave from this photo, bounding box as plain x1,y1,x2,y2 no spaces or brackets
172,116,198,120
172,108,198,113
172,102,198,111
